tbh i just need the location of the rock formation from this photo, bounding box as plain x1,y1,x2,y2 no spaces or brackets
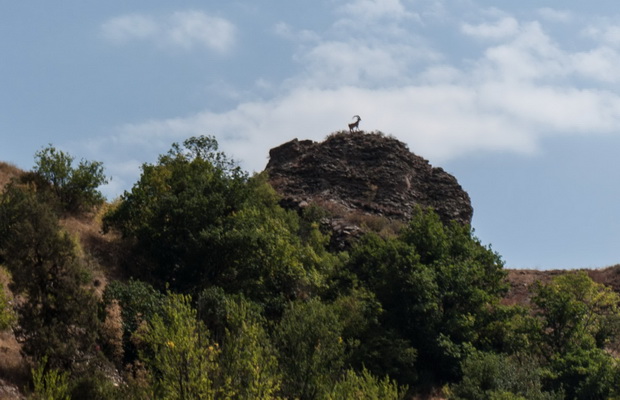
265,131,473,248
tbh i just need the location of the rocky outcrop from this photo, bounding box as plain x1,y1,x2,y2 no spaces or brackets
265,131,473,247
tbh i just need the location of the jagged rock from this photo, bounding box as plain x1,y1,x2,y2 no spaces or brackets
265,131,473,248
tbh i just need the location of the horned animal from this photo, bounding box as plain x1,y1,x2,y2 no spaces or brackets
348,115,362,132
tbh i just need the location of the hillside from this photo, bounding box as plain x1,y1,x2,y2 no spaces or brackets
263,131,620,304
2,134,620,399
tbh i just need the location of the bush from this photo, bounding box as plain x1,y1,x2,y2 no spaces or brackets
450,351,561,400
325,368,406,400
274,299,347,400
0,184,99,370
103,279,164,365
32,145,108,213
345,207,508,385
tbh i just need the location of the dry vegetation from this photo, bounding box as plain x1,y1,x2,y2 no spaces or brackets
0,162,23,193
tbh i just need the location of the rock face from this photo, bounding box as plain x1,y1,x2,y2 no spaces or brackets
265,131,473,242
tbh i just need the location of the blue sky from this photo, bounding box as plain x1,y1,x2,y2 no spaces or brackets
3,0,620,270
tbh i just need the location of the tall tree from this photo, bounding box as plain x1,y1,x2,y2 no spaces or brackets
0,184,99,370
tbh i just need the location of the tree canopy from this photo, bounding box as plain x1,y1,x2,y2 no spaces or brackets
2,135,620,399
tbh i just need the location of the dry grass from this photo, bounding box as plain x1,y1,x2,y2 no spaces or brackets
0,162,23,193
344,211,405,239
60,209,124,298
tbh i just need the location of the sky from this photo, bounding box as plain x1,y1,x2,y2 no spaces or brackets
2,0,620,270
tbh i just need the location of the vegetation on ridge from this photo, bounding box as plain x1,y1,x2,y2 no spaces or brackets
0,135,620,399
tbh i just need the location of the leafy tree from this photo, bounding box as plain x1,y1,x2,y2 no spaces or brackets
135,292,224,400
30,356,71,400
274,299,347,400
449,351,561,400
324,368,406,400
344,207,508,385
530,272,620,399
103,279,164,365
103,136,334,306
531,272,620,355
217,295,281,399
103,136,251,291
0,184,99,370
32,144,108,212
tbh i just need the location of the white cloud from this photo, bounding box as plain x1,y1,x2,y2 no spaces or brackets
100,14,159,43
273,22,320,42
296,41,425,88
461,17,519,40
337,0,415,22
583,22,620,48
571,47,620,83
101,10,236,52
92,3,620,195
537,8,572,23
167,11,235,52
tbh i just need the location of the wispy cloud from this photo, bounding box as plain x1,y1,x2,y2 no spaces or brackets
101,10,236,53
91,1,620,196
461,17,519,40
537,7,573,23
337,0,416,22
100,14,159,43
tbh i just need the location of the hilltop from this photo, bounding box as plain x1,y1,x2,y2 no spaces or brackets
266,131,472,249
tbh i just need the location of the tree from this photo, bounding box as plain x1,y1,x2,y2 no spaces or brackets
102,279,164,365
217,295,282,399
103,136,334,307
30,356,71,400
324,368,406,400
530,272,620,399
0,184,99,370
532,272,620,355
135,292,223,400
344,207,508,385
103,136,251,291
274,299,347,400
449,351,561,400
32,145,108,212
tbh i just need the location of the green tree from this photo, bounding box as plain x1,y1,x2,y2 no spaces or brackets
218,295,282,399
324,368,406,400
274,299,347,400
0,184,99,370
103,136,251,291
136,292,223,400
532,272,620,355
103,279,164,365
30,356,71,400
345,207,508,385
32,144,108,212
530,272,620,399
449,351,561,400
103,136,334,306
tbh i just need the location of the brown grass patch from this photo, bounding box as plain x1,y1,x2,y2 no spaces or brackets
59,206,125,297
0,162,24,193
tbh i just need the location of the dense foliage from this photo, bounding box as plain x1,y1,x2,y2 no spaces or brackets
2,135,620,399
28,144,108,213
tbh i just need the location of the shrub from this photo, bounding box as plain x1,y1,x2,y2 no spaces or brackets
0,185,99,370
32,145,108,213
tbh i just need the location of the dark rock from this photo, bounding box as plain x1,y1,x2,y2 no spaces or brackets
264,131,473,248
